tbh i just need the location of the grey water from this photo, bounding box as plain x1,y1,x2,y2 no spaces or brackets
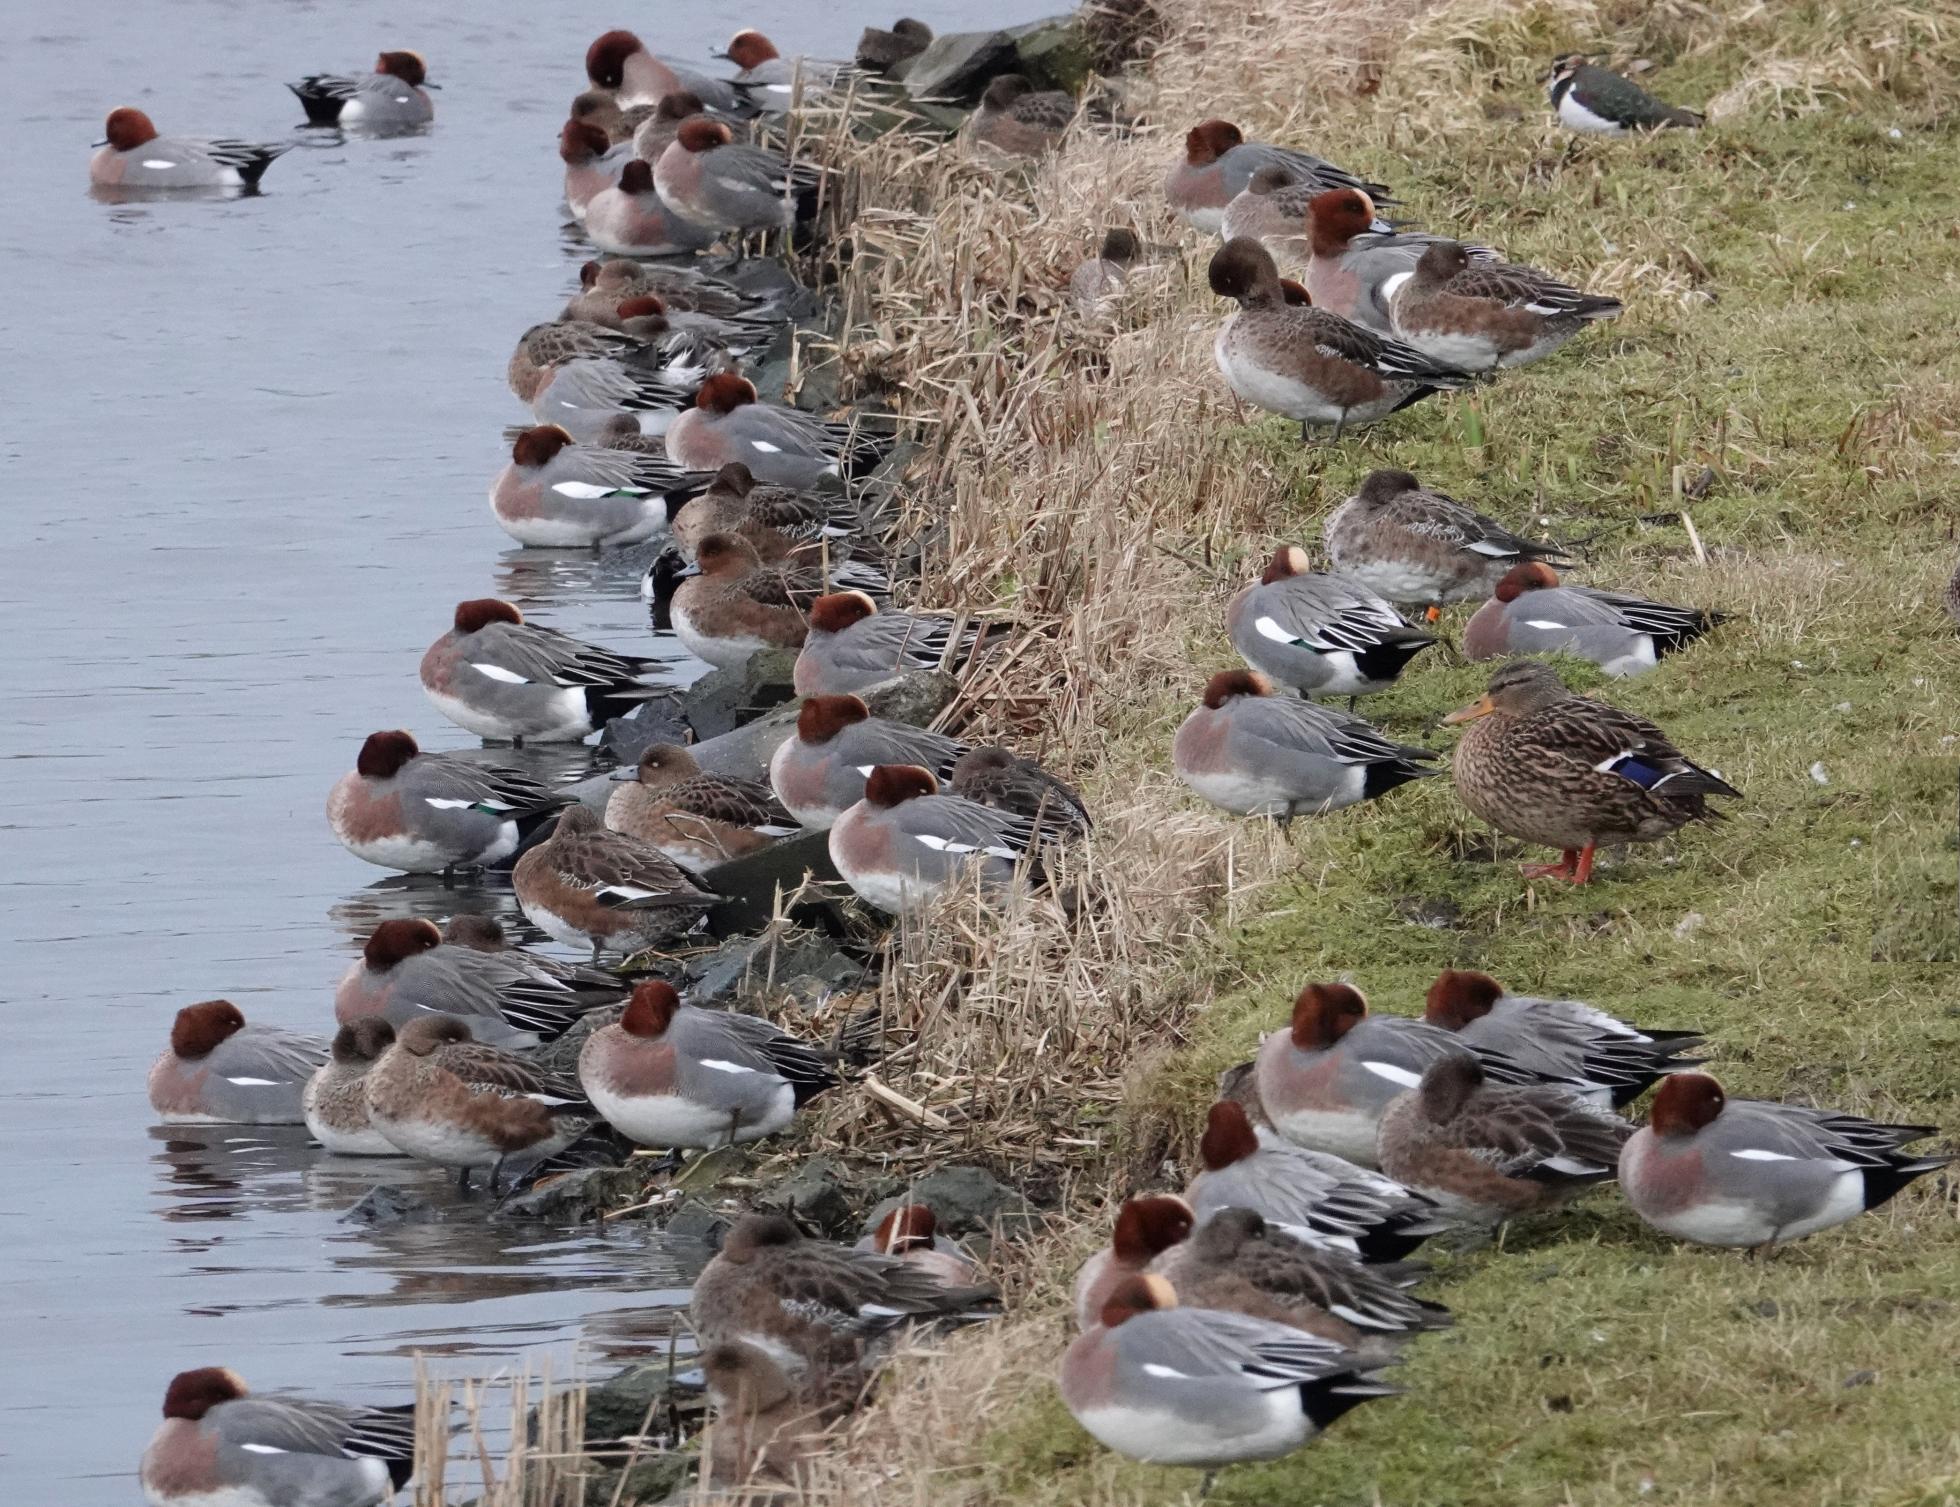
0,1,1058,1498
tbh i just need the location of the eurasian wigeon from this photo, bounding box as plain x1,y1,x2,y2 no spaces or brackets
564,256,777,328
139,1367,415,1507
577,979,835,1149
1620,1073,1950,1249
1376,1054,1633,1226
854,1204,982,1291
1171,669,1437,825
669,462,861,562
289,50,435,129
327,729,562,877
488,424,691,550
511,804,715,960
970,74,1077,156
1424,968,1705,1109
855,18,933,75
669,531,823,667
1228,548,1438,706
792,591,1002,696
719,29,855,111
768,693,971,830
613,295,753,379
666,375,886,492
1073,1196,1197,1330
654,118,819,234
1254,982,1497,1167
1058,1273,1392,1468
516,338,697,442
90,108,287,192
585,158,721,256
1218,165,1320,262
606,742,799,873
948,745,1091,838
1209,239,1473,441
829,765,1045,915
1069,227,1140,318
585,28,754,115
1164,118,1392,235
691,1214,999,1381
1387,240,1623,373
364,1015,592,1191
569,88,652,148
559,118,630,223
631,90,706,164
1187,1100,1448,1260
506,315,712,409
148,1001,328,1126
1442,659,1741,884
335,917,625,1047
698,1340,836,1491
304,1020,407,1157
1547,54,1703,134
1301,187,1499,335
1322,468,1573,615
1464,560,1728,675
421,598,667,746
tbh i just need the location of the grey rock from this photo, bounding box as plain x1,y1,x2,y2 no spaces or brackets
583,1359,704,1446
1009,15,1095,93
340,1185,437,1227
686,926,871,1008
902,29,1020,101
862,1164,1035,1240
682,649,801,742
756,1155,859,1238
600,691,691,765
661,1201,735,1245
492,1164,646,1223
688,667,960,785
702,829,848,938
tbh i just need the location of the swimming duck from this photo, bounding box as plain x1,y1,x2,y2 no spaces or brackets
1442,659,1741,883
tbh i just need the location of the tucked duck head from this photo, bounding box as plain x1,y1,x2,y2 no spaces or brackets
1279,278,1312,306
1424,969,1505,1029
1208,238,1284,306
1442,659,1570,724
981,74,1033,110
364,918,443,971
161,1367,248,1421
1494,560,1562,601
1307,187,1378,248
1248,163,1296,195
332,1018,397,1065
864,765,938,807
695,531,764,576
592,258,643,290
1289,981,1368,1050
617,158,656,195
872,1203,939,1254
171,1000,247,1059
797,694,870,743
710,461,757,495
723,29,780,67
950,746,1016,782
722,1212,802,1260
1415,1053,1484,1121
569,90,617,125
356,729,420,779
677,118,734,154
1650,1072,1725,1136
512,424,575,468
1261,545,1311,585
455,597,524,633
1099,227,1140,264
615,294,668,329
375,50,428,86
1414,240,1475,284
1354,468,1419,509
807,591,879,634
1198,1099,1261,1170
621,979,682,1037
694,372,757,415
1100,1272,1177,1328
1110,1195,1195,1261
655,90,705,122
103,107,161,151
1201,668,1271,710
1184,118,1243,165
1188,1205,1269,1257
559,119,612,165
398,1015,474,1055
443,914,509,951
585,29,645,89
701,1340,794,1412
553,803,605,837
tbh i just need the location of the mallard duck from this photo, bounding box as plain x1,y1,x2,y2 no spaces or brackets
1441,660,1740,883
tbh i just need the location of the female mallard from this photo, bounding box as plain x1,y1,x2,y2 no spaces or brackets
1442,660,1739,883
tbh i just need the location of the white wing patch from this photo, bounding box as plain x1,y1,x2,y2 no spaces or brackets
600,883,664,900
1730,1148,1802,1162
1142,1363,1193,1380
471,663,530,685
1379,270,1413,302
1359,1060,1424,1089
1254,615,1306,646
225,1077,280,1087
698,1058,758,1075
1522,619,1569,631
424,798,474,810
142,158,178,169
855,765,877,776
239,1443,288,1455
552,480,619,500
1465,539,1516,557
750,440,783,453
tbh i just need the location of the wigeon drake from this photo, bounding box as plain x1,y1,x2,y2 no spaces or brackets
585,28,755,115
335,917,625,1048
560,119,631,223
1620,1073,1950,1249
515,339,697,443
565,255,779,329
506,314,716,407
585,158,720,256
1165,118,1392,235
654,118,819,234
970,74,1077,157
289,50,435,128
490,424,693,550
421,599,667,746
364,1015,592,1191
512,803,714,960
691,1214,1000,1381
613,295,755,379
1464,560,1728,675
669,532,813,668
719,29,854,110
606,742,800,874
1069,227,1140,318
1443,659,1741,884
1376,1054,1633,1226
1074,1195,1197,1329
768,693,971,830
1171,669,1437,825
793,591,1003,696
139,1367,416,1507
1208,239,1473,441
1322,468,1573,614
1254,982,1503,1167
1228,548,1438,705
577,980,835,1149
304,1020,407,1157
1302,186,1500,335
667,375,884,493
948,745,1092,838
1387,240,1623,373
1058,1273,1393,1468
90,108,287,192
1425,969,1705,1109
1187,1100,1448,1261
148,1001,328,1126
829,765,1046,915
1547,55,1703,135
855,1204,982,1291
327,729,562,877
